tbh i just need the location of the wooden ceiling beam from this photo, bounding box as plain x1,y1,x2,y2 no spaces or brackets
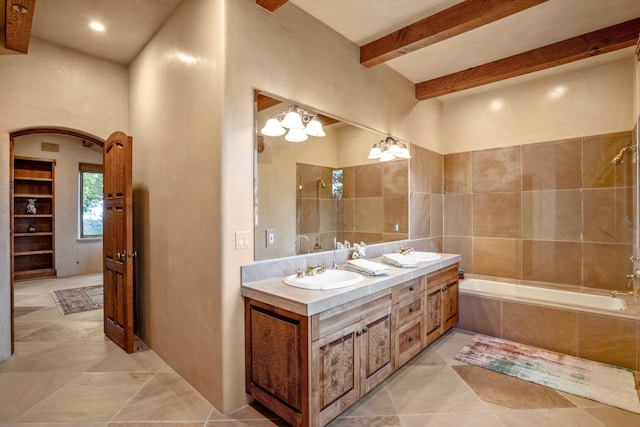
4,0,35,54
360,0,548,68
415,18,640,100
256,0,288,13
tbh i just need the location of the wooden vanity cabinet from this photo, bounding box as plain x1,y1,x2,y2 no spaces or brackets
424,264,459,346
312,293,392,426
244,263,459,427
245,299,310,427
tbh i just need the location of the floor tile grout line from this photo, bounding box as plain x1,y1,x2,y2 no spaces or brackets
106,368,162,424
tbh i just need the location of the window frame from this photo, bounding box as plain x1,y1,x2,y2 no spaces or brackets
79,162,104,239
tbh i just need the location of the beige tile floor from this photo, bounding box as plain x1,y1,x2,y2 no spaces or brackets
3,274,640,426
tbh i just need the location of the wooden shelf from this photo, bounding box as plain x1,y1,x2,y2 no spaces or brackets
14,232,53,237
14,176,53,182
14,250,54,256
14,193,53,198
11,156,57,281
14,268,57,281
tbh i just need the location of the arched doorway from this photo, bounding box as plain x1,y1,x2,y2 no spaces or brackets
9,127,106,353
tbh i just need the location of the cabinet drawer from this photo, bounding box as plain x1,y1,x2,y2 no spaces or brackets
396,319,422,366
391,278,423,303
314,292,391,340
393,293,423,329
426,264,458,290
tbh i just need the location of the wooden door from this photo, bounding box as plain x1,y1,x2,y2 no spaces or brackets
315,323,361,426
442,281,459,331
361,309,392,393
103,131,134,353
424,286,442,346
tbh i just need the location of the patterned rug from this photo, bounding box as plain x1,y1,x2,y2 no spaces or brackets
455,334,640,414
51,285,103,315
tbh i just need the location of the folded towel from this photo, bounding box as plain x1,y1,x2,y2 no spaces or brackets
346,259,389,276
381,253,418,268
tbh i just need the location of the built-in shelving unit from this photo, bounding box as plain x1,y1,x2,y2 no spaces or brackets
11,156,57,281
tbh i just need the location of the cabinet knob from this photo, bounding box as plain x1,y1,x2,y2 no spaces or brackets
408,336,415,342
409,306,414,313
362,327,368,334
356,331,362,337
409,286,415,291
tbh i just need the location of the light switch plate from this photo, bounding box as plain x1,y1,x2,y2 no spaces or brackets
266,228,276,248
235,231,250,249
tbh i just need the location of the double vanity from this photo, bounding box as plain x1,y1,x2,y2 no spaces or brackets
241,253,461,427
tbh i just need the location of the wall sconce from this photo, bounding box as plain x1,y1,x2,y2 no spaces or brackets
261,105,326,142
368,136,411,162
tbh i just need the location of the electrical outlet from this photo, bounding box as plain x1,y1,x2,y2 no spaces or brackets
266,228,276,248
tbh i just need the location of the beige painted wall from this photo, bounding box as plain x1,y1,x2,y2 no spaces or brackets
0,38,128,361
129,0,428,412
128,0,225,408
441,57,635,154
221,0,436,412
13,134,103,277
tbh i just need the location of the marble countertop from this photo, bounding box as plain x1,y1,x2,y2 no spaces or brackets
241,253,461,316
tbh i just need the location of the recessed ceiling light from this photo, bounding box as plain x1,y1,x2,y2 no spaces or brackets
89,21,106,32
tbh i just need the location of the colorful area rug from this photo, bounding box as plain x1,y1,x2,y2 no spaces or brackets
455,334,640,414
51,285,103,315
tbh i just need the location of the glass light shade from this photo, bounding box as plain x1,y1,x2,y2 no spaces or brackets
281,111,304,129
285,128,308,142
261,118,285,137
304,117,326,137
368,146,382,159
397,146,411,159
387,142,402,154
379,151,396,162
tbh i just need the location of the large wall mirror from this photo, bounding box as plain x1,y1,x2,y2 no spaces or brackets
254,90,410,261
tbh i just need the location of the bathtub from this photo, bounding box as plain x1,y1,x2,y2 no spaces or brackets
459,278,627,311
457,277,639,371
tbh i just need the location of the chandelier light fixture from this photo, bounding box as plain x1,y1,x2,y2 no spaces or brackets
260,105,326,142
368,136,411,161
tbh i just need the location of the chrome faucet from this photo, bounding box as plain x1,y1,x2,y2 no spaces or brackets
293,235,310,254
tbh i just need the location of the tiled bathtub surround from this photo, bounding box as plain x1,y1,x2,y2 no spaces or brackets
444,131,635,291
459,291,640,371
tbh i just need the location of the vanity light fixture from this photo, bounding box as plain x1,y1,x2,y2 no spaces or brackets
260,104,326,142
368,136,411,162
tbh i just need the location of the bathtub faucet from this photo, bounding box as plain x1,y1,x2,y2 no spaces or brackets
611,269,640,297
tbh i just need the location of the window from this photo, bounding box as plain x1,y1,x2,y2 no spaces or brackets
79,163,103,238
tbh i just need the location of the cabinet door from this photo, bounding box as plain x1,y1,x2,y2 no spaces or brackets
442,280,459,331
361,309,393,393
315,323,361,426
424,287,442,346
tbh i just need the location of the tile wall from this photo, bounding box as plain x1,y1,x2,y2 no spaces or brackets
339,160,409,245
409,144,444,251
444,131,635,291
296,163,336,253
459,294,640,370
296,160,412,254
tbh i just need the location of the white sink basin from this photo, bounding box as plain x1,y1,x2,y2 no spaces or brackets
408,252,442,262
284,269,364,290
